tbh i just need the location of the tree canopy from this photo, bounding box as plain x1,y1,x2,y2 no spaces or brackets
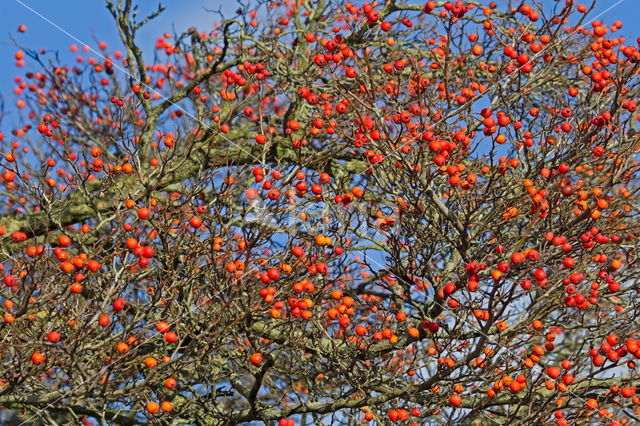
0,0,639,424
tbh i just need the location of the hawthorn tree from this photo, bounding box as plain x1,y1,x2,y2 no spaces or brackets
0,0,639,424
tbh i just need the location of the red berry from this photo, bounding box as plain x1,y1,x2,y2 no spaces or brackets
250,353,264,365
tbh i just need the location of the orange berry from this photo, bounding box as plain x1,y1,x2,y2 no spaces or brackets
146,401,160,414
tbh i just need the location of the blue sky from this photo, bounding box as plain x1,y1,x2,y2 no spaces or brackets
0,0,638,126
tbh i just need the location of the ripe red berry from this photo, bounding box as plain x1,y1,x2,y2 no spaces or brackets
47,331,61,343
137,207,151,219
449,394,462,407
58,235,72,247
113,298,126,311
165,331,178,343
250,353,264,365
31,352,45,364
